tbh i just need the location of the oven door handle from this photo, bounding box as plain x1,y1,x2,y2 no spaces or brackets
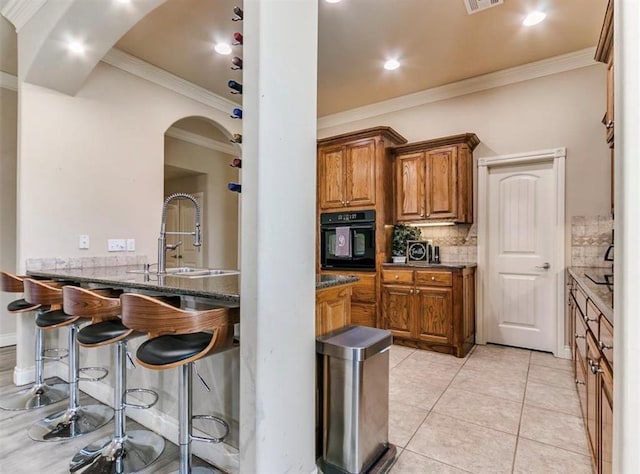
322,224,374,230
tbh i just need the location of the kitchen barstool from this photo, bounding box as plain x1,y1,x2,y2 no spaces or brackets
0,271,68,410
23,278,114,441
120,293,239,474
65,286,165,473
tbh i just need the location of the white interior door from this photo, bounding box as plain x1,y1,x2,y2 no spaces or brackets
486,160,556,352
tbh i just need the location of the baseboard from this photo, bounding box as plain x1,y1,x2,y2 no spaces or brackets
12,360,66,386
0,332,16,347
557,344,572,360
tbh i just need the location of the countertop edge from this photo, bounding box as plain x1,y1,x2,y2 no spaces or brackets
381,262,477,270
568,267,613,325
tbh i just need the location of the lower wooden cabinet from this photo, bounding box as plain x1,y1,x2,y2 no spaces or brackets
316,283,352,337
321,270,377,328
381,266,475,357
569,271,614,473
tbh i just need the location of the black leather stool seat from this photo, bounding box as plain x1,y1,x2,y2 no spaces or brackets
78,320,131,346
137,333,213,367
7,298,40,312
36,309,76,328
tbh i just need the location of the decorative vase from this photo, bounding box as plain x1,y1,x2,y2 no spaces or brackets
392,256,407,264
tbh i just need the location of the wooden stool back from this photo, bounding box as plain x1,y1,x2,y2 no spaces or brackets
1,271,27,293
23,278,65,307
63,286,122,323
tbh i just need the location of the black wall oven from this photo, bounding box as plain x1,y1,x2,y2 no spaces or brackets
320,210,376,271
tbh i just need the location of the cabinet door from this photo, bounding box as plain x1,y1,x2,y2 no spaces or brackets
600,361,613,474
381,284,413,339
425,146,458,220
415,286,453,345
585,333,600,459
351,302,377,328
395,152,425,221
345,139,376,207
316,286,351,337
318,145,346,209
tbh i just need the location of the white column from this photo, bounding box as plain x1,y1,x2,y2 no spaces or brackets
614,1,640,472
239,1,318,473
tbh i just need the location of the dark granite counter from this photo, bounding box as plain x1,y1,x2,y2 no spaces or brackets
568,267,613,325
381,262,477,270
27,266,358,304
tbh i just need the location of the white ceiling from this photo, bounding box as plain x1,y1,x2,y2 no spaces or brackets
1,0,607,116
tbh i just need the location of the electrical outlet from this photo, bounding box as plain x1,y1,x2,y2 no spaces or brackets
126,239,135,251
79,235,90,249
108,239,126,252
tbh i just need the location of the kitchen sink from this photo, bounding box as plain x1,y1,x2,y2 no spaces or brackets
167,267,239,278
126,267,239,278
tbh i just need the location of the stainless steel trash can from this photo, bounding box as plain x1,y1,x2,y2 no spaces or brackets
317,325,392,474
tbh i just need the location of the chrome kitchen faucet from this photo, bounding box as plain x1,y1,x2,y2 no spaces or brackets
157,193,202,274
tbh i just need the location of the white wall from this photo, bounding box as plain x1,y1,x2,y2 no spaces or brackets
164,136,239,269
17,62,239,269
319,65,612,264
0,87,17,346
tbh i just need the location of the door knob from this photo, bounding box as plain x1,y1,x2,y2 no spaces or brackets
536,262,550,270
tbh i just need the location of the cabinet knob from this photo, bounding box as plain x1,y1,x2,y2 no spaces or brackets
409,289,414,294
394,275,399,279
575,334,585,340
431,276,436,281
345,200,350,205
606,120,615,129
416,289,420,294
575,379,585,386
420,213,424,217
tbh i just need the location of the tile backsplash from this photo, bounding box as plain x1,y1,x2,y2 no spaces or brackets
571,215,613,268
418,223,477,264
25,255,148,271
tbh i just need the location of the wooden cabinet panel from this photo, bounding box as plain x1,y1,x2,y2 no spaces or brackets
425,147,457,220
346,139,376,207
381,269,414,284
395,152,425,222
392,134,478,224
351,302,376,328
585,332,600,459
316,285,351,337
318,146,346,209
575,348,588,423
381,284,413,339
600,360,613,474
415,286,452,345
351,273,376,303
415,270,452,287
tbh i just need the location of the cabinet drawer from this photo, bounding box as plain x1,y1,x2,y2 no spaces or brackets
351,274,376,303
381,269,414,284
586,299,601,336
415,270,452,287
573,285,588,319
574,311,588,362
599,315,614,369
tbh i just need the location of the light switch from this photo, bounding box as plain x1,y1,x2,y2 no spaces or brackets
126,239,135,251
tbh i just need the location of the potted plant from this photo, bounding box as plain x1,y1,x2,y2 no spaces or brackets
392,224,422,263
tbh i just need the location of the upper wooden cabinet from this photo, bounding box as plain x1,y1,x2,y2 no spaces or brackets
595,0,614,148
392,133,479,224
318,127,407,211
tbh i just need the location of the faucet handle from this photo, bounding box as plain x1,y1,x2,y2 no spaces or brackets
166,241,183,251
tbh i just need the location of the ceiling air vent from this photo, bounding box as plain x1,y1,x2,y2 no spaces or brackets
463,0,504,15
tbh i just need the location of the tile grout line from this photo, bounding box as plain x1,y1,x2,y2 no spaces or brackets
511,349,532,474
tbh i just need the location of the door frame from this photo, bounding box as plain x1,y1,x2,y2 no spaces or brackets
476,147,567,358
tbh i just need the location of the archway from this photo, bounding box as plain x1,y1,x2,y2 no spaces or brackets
164,116,240,269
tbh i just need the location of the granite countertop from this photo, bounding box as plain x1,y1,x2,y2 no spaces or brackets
27,266,359,303
568,267,613,325
381,262,477,270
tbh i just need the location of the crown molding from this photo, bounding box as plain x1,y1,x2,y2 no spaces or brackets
318,47,599,130
166,126,238,155
0,71,18,91
102,48,238,117
0,0,46,32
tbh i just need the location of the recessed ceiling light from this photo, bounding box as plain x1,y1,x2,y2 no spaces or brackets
67,41,86,55
214,43,232,55
523,11,546,26
384,59,400,71
115,0,131,4
325,0,341,3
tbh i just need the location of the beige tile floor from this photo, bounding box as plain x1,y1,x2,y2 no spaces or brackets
387,344,594,474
